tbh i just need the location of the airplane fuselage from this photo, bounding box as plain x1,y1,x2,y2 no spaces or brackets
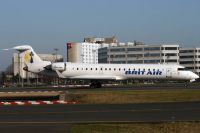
50,62,198,81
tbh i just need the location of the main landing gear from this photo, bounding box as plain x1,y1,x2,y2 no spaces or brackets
90,80,102,88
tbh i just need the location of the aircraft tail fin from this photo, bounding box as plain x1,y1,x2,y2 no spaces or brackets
13,45,43,65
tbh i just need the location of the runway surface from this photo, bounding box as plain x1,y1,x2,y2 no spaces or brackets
0,101,200,132
1,101,200,123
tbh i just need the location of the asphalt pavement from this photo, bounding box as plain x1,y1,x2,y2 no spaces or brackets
1,102,200,123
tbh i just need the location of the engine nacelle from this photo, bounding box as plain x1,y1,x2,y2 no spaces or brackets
25,61,51,73
52,62,66,71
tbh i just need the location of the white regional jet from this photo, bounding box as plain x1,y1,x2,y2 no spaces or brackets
11,45,199,88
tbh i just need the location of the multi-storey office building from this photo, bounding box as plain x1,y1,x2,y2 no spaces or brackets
98,44,179,64
67,37,117,64
179,48,200,75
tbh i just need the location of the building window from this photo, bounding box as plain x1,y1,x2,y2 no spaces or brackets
110,48,125,52
144,53,160,57
144,60,160,63
127,60,143,64
127,54,143,58
165,47,178,50
144,47,160,51
110,55,125,58
165,60,178,63
127,48,143,51
180,61,194,64
165,53,177,56
180,56,194,59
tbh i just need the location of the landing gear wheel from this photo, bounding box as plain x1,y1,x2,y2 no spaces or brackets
90,81,102,88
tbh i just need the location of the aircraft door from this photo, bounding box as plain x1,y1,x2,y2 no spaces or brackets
166,68,172,78
99,66,103,74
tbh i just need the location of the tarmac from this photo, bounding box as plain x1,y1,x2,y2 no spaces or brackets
1,84,200,132
0,101,200,132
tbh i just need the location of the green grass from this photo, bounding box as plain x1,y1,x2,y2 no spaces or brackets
70,122,200,133
67,89,200,104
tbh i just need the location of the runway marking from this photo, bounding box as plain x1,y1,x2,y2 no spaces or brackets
0,100,78,106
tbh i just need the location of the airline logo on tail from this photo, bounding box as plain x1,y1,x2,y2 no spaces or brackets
24,51,34,64
30,52,34,63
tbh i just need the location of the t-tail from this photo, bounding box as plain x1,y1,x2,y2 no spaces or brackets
13,45,51,74
13,45,43,64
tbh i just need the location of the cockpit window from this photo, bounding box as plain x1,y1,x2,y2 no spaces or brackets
178,67,189,71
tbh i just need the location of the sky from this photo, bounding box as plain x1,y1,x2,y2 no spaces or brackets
0,0,200,71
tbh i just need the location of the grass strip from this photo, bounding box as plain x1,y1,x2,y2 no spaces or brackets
71,122,200,133
67,89,200,104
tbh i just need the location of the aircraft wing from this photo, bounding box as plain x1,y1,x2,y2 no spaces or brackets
69,75,126,80
55,69,126,80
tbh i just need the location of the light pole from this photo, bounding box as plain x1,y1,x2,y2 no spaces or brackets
18,52,24,88
54,48,59,85
54,48,59,62
18,53,20,86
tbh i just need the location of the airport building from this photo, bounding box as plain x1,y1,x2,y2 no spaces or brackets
13,53,63,79
98,43,180,64
67,37,117,64
179,47,200,75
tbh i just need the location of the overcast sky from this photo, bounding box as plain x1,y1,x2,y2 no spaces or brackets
1,0,200,71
